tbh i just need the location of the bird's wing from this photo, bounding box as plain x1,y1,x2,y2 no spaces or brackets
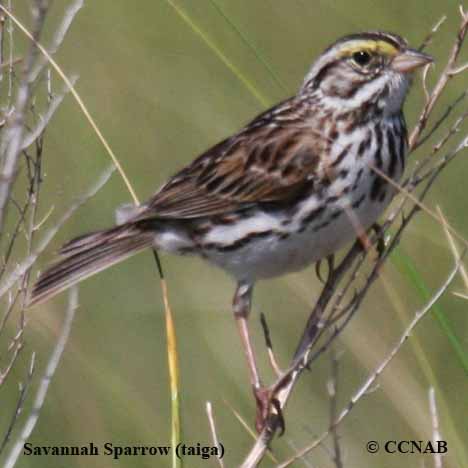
140,97,328,219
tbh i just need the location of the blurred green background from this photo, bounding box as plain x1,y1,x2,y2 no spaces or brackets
2,0,468,467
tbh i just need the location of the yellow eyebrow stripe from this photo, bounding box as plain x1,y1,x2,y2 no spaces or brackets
337,40,399,58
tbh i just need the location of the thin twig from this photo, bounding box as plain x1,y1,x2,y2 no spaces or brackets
447,61,468,76
0,9,182,465
0,165,115,299
0,0,5,81
437,206,468,289
6,0,13,101
409,7,468,150
206,402,225,468
428,387,443,468
0,56,21,69
0,4,139,204
0,336,23,386
0,0,49,234
453,292,468,300
20,75,78,150
0,352,35,454
242,101,468,467
0,288,20,336
222,398,278,463
3,287,78,468
415,89,468,149
327,347,343,468
277,255,463,467
30,0,84,81
418,15,447,52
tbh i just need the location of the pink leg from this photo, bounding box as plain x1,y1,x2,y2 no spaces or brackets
233,282,270,432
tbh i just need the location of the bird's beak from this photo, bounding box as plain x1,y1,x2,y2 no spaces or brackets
392,48,433,73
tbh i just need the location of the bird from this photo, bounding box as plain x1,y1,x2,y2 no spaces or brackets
29,31,432,430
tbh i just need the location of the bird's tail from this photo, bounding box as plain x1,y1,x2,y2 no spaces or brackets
29,221,155,306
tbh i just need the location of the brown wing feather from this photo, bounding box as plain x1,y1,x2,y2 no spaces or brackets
141,96,326,219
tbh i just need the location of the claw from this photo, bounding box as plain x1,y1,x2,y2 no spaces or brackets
254,386,286,435
371,223,386,258
270,398,286,436
315,255,334,284
315,260,326,283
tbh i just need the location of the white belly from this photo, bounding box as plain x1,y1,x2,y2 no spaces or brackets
203,186,394,282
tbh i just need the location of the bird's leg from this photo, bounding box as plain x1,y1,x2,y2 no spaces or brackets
233,282,270,432
233,282,260,388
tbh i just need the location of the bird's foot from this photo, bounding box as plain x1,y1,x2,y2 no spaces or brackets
254,385,285,435
371,222,386,258
357,223,386,257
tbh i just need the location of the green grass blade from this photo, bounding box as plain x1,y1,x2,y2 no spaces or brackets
165,0,270,107
208,0,287,93
392,249,468,373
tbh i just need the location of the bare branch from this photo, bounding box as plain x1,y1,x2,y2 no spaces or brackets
0,352,35,454
428,387,443,468
0,164,115,299
410,8,468,150
0,56,21,69
0,288,20,336
276,255,463,467
30,0,84,82
0,336,23,386
447,61,468,75
3,287,78,468
415,89,468,150
241,125,468,466
0,0,49,234
206,402,224,468
0,3,139,204
418,15,447,51
453,292,468,300
6,0,13,101
20,75,78,150
327,348,343,468
437,206,468,289
241,109,468,462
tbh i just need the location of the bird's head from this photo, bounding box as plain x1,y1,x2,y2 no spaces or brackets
302,32,433,115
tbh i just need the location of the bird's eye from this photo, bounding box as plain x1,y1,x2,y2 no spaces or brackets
352,50,372,66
